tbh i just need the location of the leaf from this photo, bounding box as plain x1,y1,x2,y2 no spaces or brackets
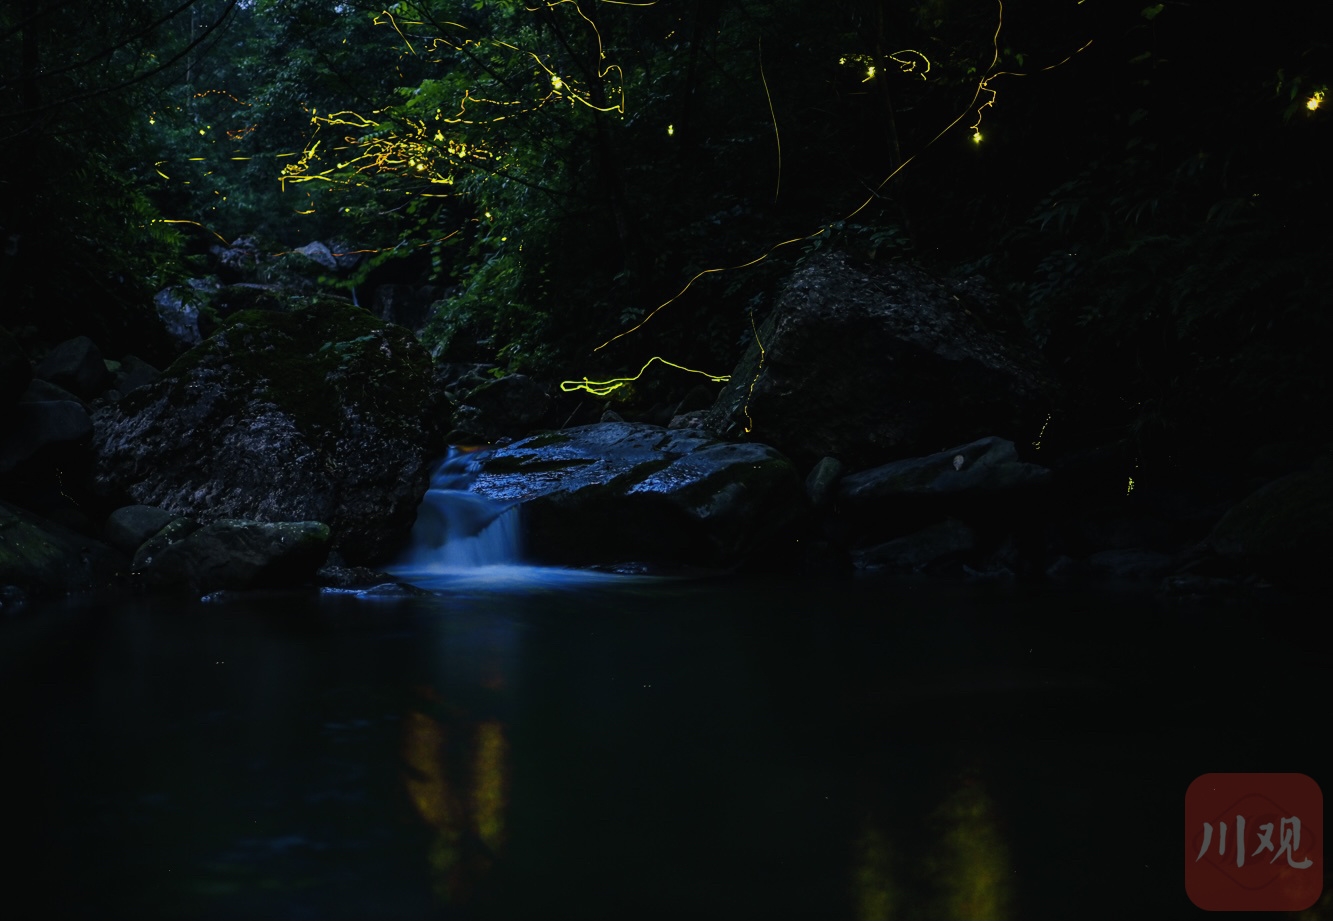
1140,4,1164,20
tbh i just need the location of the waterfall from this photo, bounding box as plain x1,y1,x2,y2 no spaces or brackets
392,447,521,572
388,448,650,591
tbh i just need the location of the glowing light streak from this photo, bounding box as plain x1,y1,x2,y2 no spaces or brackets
742,311,767,434
1031,413,1051,450
375,9,417,56
759,38,782,204
594,230,823,352
157,219,229,245
888,50,932,80
559,355,730,397
591,0,1091,362
1309,90,1325,111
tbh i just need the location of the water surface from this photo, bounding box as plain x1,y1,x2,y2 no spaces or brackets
3,573,1326,919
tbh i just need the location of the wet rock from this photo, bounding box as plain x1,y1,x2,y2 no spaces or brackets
468,421,806,568
104,504,175,555
93,298,443,564
132,518,330,593
33,336,111,401
706,251,1053,469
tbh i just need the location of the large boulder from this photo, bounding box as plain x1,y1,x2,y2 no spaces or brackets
132,518,331,593
33,335,111,401
466,422,806,568
93,298,443,564
832,436,1053,573
706,252,1054,470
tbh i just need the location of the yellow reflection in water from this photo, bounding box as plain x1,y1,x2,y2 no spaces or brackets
923,772,1013,920
472,721,508,852
852,822,900,920
402,706,509,904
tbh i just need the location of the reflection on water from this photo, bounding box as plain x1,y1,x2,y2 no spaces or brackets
402,705,509,904
853,768,1012,921
2,576,1327,919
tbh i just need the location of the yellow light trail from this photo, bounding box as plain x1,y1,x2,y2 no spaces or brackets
759,37,782,204
583,0,1093,432
560,355,730,397
742,310,767,434
593,230,823,352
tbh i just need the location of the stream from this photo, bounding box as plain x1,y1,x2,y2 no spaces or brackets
2,461,1327,919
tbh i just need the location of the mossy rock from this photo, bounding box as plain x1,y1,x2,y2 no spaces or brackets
94,298,443,564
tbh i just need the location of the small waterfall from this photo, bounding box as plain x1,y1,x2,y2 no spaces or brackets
393,448,521,572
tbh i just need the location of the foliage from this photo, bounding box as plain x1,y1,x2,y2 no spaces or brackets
0,0,222,355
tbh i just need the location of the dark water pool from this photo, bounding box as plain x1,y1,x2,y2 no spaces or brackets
3,572,1327,919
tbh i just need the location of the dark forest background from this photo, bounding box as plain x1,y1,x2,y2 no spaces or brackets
3,0,1329,468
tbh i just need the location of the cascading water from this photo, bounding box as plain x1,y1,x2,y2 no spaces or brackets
389,448,651,590
392,447,522,572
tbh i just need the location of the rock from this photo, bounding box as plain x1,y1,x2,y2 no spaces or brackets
851,518,976,572
668,409,708,430
19,379,80,404
1204,461,1333,583
132,518,331,593
467,422,806,568
0,401,93,475
805,456,845,511
210,283,287,321
1086,548,1174,581
210,237,262,279
1,325,30,403
93,298,443,564
104,504,175,555
33,336,111,401
706,252,1053,469
316,562,398,589
0,499,122,597
293,241,337,271
455,374,552,441
838,436,1051,502
153,282,218,347
112,355,161,395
